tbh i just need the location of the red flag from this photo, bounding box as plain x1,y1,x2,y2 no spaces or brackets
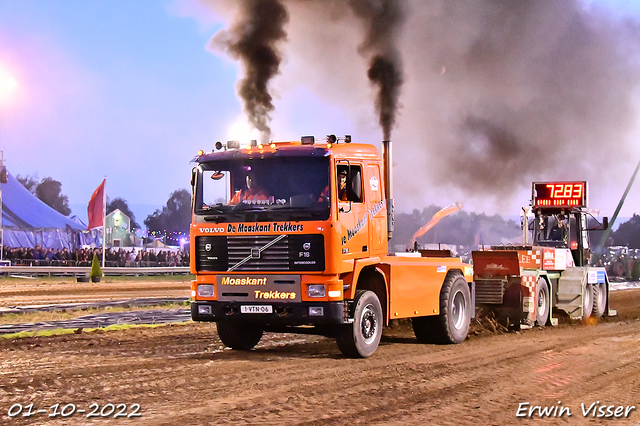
87,179,105,230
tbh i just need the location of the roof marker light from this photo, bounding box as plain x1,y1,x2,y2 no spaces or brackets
270,143,276,149
197,150,204,156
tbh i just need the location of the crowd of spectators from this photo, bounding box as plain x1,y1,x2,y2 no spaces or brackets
2,246,190,268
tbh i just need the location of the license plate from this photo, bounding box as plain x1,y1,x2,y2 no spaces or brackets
241,305,272,314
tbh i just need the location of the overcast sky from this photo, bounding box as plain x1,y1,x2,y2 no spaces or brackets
1,0,640,226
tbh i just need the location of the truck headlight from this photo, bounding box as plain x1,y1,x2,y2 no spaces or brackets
307,284,326,298
197,284,214,297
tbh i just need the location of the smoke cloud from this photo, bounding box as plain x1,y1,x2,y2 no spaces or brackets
349,0,404,141
200,0,640,213
209,0,288,142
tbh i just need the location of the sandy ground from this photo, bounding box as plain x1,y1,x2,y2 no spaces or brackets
1,279,640,425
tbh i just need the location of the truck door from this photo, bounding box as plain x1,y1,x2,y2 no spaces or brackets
337,162,369,259
366,163,386,255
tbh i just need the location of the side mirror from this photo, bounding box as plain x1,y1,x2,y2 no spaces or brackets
210,171,225,181
190,167,196,187
602,217,609,230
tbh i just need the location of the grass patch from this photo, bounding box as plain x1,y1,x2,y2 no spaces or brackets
0,302,189,325
0,322,188,340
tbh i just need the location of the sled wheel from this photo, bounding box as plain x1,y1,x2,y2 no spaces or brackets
592,282,607,318
535,278,550,326
582,283,593,319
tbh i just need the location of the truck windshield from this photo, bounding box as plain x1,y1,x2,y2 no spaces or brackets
533,214,569,247
194,156,330,222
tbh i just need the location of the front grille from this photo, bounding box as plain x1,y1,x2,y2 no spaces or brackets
228,235,290,271
475,278,505,304
196,234,324,272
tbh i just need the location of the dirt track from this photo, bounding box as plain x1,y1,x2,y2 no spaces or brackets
1,280,640,425
0,278,190,307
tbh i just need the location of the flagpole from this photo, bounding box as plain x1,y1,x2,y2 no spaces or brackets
102,176,106,268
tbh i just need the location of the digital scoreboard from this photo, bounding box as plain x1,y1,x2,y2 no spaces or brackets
532,181,587,208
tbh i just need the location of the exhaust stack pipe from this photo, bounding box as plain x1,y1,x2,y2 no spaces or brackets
382,140,394,240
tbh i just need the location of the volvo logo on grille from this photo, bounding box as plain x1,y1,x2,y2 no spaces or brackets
251,248,260,259
303,242,311,250
205,243,212,251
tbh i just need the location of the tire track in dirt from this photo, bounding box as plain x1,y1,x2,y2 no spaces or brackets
2,290,640,425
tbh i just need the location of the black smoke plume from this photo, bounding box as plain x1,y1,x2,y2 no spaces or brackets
350,0,404,141
202,0,640,213
215,0,288,141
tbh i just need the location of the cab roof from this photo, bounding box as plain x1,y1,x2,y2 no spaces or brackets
193,140,381,163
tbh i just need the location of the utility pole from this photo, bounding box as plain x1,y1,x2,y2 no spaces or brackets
597,157,640,252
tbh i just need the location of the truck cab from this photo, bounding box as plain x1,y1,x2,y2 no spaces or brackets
190,136,474,357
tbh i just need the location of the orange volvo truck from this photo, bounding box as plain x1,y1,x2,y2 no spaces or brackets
189,135,474,357
472,181,615,329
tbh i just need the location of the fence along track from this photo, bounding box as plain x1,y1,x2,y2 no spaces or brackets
0,265,190,277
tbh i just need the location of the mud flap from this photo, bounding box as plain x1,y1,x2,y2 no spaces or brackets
556,268,586,319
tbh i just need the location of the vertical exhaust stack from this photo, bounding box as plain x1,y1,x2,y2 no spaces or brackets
382,140,394,239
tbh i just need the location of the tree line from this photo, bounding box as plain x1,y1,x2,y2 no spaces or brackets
15,174,191,236
389,206,522,250
13,174,640,249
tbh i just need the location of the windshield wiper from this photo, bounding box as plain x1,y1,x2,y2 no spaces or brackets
232,205,268,212
203,215,227,223
201,204,225,214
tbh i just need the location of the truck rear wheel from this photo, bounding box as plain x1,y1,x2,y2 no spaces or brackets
535,278,550,326
413,272,470,344
592,282,607,318
582,283,593,319
216,321,264,351
336,290,383,358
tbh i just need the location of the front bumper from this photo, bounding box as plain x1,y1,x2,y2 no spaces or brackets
191,300,348,325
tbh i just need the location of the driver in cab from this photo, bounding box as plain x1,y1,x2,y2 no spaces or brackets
318,168,348,202
229,173,271,204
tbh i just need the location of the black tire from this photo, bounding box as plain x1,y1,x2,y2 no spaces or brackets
216,321,264,350
582,283,593,319
535,278,550,326
592,282,607,318
413,272,471,344
336,290,383,358
412,315,438,343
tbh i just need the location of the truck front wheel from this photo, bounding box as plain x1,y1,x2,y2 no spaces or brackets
216,321,264,351
336,290,383,358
